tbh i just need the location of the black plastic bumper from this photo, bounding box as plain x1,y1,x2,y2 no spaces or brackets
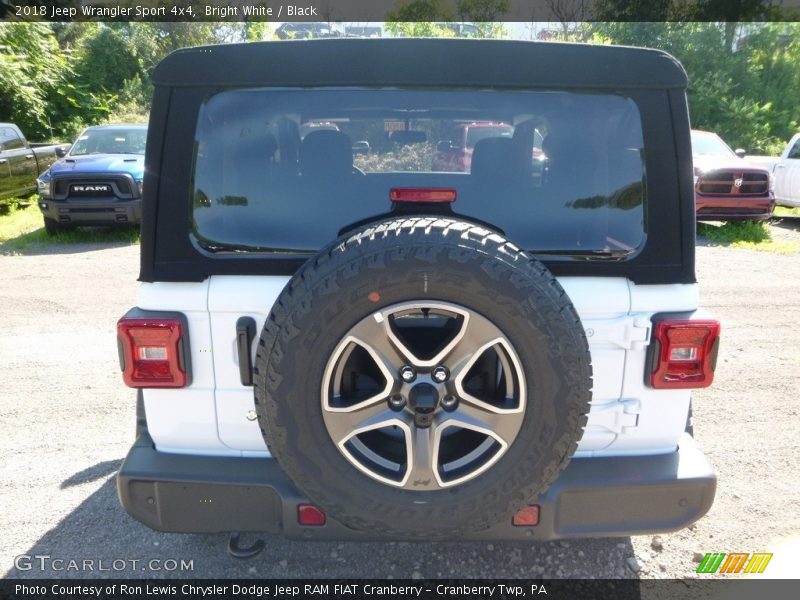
117,430,716,541
39,197,141,225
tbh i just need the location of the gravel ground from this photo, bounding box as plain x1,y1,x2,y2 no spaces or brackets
1,225,799,583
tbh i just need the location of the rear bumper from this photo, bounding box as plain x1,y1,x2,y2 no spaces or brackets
38,197,141,225
118,427,716,541
695,193,775,221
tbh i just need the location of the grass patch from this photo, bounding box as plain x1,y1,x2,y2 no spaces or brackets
774,206,800,217
0,202,43,242
0,202,139,252
698,220,800,254
697,220,771,244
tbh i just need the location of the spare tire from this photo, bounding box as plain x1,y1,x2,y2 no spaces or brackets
254,217,591,538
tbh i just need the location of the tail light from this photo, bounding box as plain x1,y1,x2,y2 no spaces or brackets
390,188,457,203
649,319,720,389
512,505,540,527
118,317,188,388
297,504,326,526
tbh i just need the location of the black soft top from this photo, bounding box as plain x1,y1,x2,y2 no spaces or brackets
141,37,697,284
152,38,687,90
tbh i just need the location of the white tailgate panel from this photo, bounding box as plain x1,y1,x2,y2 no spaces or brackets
137,281,238,454
140,276,701,458
559,278,629,451
208,276,290,454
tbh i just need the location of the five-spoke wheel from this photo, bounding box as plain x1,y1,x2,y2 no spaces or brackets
322,301,526,490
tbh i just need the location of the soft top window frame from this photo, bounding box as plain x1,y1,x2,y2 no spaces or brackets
140,40,695,285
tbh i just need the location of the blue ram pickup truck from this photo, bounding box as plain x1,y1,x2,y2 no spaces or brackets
37,124,146,235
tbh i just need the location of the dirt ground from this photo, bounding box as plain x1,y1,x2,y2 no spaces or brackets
1,222,799,584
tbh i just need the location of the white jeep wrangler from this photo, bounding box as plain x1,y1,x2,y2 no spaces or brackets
116,38,719,543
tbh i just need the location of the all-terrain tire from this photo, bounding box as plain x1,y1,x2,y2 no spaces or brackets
253,217,592,538
43,217,64,237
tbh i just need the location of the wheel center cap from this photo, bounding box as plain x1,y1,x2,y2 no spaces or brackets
407,382,440,414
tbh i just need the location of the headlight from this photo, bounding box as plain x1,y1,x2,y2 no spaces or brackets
37,178,51,198
768,173,775,193
137,180,143,197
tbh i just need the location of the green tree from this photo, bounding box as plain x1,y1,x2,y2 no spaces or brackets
74,27,139,94
456,0,509,21
385,0,454,37
456,0,508,38
0,22,73,139
591,22,800,154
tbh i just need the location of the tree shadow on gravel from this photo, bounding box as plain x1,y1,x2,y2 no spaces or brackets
60,460,122,489
4,465,639,581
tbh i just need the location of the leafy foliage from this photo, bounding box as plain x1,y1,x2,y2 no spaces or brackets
1,19,798,159
590,23,800,154
0,23,72,139
0,22,249,141
386,0,453,26
354,143,436,172
385,0,507,38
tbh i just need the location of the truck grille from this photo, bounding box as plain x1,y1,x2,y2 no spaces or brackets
697,171,769,196
52,176,135,200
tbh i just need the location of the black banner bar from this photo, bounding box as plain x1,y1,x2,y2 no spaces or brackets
3,579,800,600
2,0,800,23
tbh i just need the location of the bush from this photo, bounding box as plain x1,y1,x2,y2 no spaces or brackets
354,142,436,172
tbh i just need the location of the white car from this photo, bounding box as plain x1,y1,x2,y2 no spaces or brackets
747,133,800,208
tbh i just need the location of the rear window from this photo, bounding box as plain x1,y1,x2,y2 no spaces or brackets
0,126,24,151
191,88,645,257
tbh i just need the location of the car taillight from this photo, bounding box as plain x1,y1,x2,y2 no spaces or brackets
512,505,540,527
649,319,720,389
297,504,326,526
390,188,457,203
118,318,187,388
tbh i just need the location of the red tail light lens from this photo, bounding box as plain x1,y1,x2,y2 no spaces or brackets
650,319,720,389
390,188,457,203
512,505,540,527
118,318,187,388
297,504,326,526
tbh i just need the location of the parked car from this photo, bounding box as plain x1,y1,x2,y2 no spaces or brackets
116,39,718,546
275,22,340,40
0,123,68,203
345,25,382,38
36,124,146,235
746,133,800,208
692,130,775,221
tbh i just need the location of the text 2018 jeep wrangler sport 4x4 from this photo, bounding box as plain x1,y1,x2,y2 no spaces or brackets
116,39,719,541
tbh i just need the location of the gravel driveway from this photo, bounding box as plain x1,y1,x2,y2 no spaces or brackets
1,228,799,581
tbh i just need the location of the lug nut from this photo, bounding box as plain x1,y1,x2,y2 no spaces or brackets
388,395,406,411
400,366,416,383
432,366,450,383
441,395,459,411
